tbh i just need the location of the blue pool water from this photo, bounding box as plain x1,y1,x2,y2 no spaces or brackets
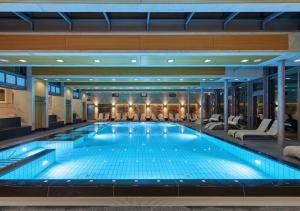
1,122,300,180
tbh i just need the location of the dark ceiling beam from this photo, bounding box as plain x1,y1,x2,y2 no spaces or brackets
223,12,239,29
103,12,111,31
13,12,33,30
262,12,284,30
184,12,195,30
146,12,151,31
58,12,72,31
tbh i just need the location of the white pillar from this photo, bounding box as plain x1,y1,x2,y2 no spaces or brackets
277,60,285,146
297,70,300,142
200,88,204,127
187,89,190,121
224,79,229,131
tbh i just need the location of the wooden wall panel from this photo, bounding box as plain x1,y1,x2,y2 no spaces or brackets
0,34,288,51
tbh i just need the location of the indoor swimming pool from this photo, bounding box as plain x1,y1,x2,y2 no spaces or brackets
1,122,300,180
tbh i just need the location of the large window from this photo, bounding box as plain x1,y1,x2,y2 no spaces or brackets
48,83,61,96
0,70,26,89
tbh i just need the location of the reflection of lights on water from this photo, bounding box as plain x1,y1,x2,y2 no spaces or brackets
180,127,184,134
21,147,27,152
129,128,133,134
163,128,167,135
112,128,116,135
146,129,150,135
42,160,48,166
254,159,262,165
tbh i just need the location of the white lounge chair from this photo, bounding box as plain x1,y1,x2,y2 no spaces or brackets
209,114,221,122
175,113,182,122
133,113,139,121
168,113,175,122
104,113,110,121
121,113,127,121
228,119,272,137
158,113,164,121
235,120,277,141
228,116,241,127
205,115,234,129
115,113,121,121
140,113,146,121
189,113,197,122
283,146,300,160
151,113,158,121
98,113,104,121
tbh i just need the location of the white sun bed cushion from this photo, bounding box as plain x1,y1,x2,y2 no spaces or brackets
284,146,300,160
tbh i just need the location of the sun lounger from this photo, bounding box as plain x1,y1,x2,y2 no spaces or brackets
158,113,164,121
168,113,175,122
283,146,300,160
228,119,272,137
121,113,127,121
205,115,234,129
151,113,158,121
133,113,139,121
175,113,182,122
209,114,221,122
140,113,146,121
235,120,277,141
98,113,104,121
115,113,121,121
104,113,110,121
189,113,198,122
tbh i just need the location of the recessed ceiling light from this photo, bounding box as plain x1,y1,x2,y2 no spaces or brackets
202,79,207,81
209,78,214,81
286,77,291,80
89,79,93,81
234,78,239,81
0,59,8,62
112,78,116,81
157,78,161,81
253,59,262,63
56,59,64,63
131,59,137,63
167,59,175,63
240,59,249,63
179,78,183,81
294,59,300,63
94,59,101,63
55,79,59,81
134,78,138,81
66,78,70,81
18,59,27,63
43,78,48,81
204,59,212,63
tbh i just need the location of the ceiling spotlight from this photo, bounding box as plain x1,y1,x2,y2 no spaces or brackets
0,59,8,62
18,59,27,63
94,59,101,63
157,78,161,81
234,78,239,81
240,59,249,63
112,78,116,81
167,59,175,63
56,59,64,63
55,79,59,81
43,79,48,81
253,59,262,63
131,59,137,63
209,78,214,81
89,79,94,81
202,79,207,81
66,78,70,81
294,59,300,63
134,78,138,81
204,59,212,63
179,78,183,81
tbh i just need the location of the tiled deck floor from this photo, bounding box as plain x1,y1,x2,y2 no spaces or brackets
182,122,300,167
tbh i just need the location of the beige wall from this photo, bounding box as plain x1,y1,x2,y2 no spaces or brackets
73,99,83,119
49,95,65,123
13,89,33,126
34,79,48,129
0,88,16,117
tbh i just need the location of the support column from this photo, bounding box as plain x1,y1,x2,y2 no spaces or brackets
277,60,286,146
200,88,204,127
263,68,270,118
297,70,300,142
224,79,229,131
187,89,190,121
247,81,254,129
